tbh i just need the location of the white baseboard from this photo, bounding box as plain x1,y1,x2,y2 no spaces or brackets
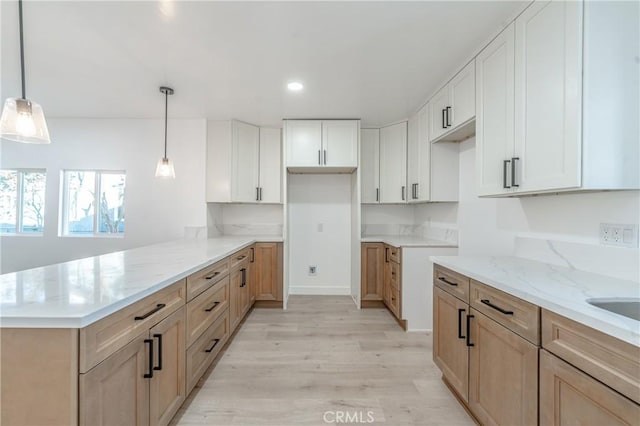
288,286,351,295
406,328,433,333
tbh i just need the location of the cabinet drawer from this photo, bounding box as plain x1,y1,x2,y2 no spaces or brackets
386,245,401,264
186,259,229,302
186,277,229,347
80,280,186,373
230,247,252,271
433,264,470,303
388,287,401,319
470,280,539,345
186,309,230,394
389,261,401,290
542,309,640,404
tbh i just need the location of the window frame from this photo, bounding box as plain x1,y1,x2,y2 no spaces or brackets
0,168,47,236
60,169,126,238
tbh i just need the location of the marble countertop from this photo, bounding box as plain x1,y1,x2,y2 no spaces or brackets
361,235,458,248
430,256,640,347
0,236,283,328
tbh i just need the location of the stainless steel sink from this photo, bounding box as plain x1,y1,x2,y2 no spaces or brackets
587,298,640,321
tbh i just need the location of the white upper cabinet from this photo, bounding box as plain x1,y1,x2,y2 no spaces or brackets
360,128,380,204
258,128,282,203
231,121,261,202
429,61,476,143
322,120,359,167
285,120,322,167
513,0,582,193
475,0,638,196
379,122,407,204
206,120,282,203
285,120,358,171
475,23,515,196
407,106,432,202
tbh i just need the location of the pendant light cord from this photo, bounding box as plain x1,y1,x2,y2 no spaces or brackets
163,89,168,158
18,0,26,99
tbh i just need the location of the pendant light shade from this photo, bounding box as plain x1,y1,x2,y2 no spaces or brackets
155,86,175,178
0,0,50,144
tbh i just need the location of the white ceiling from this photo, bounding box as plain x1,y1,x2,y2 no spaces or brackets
1,1,527,127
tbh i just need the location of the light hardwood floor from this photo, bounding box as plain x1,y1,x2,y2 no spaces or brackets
171,296,473,425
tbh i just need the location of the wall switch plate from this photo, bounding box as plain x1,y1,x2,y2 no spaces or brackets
308,266,317,276
600,223,638,248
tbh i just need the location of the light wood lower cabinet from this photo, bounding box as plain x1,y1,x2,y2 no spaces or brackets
383,244,402,321
433,286,469,402
540,350,640,426
253,242,283,302
230,259,251,333
361,243,384,302
468,307,538,425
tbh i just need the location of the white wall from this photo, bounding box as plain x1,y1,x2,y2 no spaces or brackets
288,174,352,295
418,137,640,280
1,118,207,273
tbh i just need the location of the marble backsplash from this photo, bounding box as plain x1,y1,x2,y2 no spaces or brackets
207,223,283,237
361,224,459,244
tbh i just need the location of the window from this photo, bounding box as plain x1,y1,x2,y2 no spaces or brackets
0,169,47,235
61,170,126,236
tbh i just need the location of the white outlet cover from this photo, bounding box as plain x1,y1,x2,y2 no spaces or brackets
600,223,638,248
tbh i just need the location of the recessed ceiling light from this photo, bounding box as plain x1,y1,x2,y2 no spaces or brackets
287,82,304,91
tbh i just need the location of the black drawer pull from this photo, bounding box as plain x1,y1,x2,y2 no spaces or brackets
205,301,221,312
438,276,458,287
153,334,162,371
205,338,221,353
466,314,474,347
144,339,154,378
457,308,466,339
481,299,514,315
205,271,220,280
237,255,247,260
134,303,166,321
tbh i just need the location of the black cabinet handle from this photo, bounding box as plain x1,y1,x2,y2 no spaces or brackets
240,268,246,287
324,149,327,165
237,255,246,260
446,106,452,127
153,333,162,371
481,299,514,315
134,303,166,321
401,186,406,201
250,247,255,263
144,339,154,378
205,271,220,280
205,338,220,353
376,188,379,202
466,314,475,347
318,150,321,165
442,109,446,129
438,276,458,287
256,187,260,201
458,308,466,339
259,187,263,201
511,157,519,188
385,247,389,263
503,159,511,189
205,301,221,312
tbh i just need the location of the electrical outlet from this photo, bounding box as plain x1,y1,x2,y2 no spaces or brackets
308,266,317,276
600,223,638,248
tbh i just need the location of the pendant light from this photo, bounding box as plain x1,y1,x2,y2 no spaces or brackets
155,86,175,178
0,0,50,144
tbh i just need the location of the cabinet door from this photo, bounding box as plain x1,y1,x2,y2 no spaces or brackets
258,128,282,203
379,122,407,204
540,350,640,426
433,287,469,402
428,86,451,141
79,333,150,426
514,0,582,193
229,268,243,332
449,61,475,128
468,308,538,426
149,307,186,426
254,242,283,302
249,246,257,305
406,113,420,202
322,120,358,167
475,23,516,196
360,129,380,203
415,105,431,201
361,243,384,301
231,121,260,202
285,120,323,167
